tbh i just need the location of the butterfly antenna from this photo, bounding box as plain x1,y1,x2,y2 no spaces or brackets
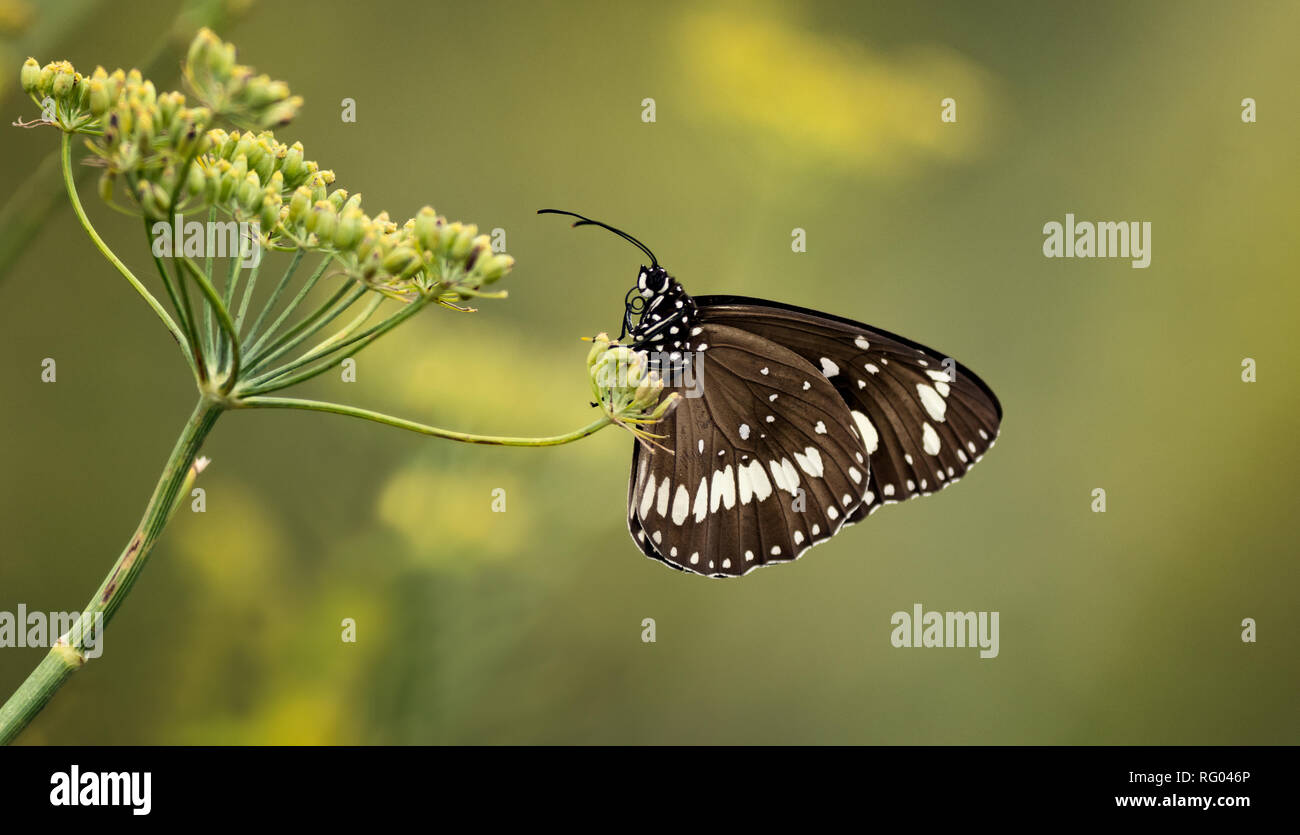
537,209,659,268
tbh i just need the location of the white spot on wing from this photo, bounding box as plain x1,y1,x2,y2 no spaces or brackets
916,384,947,422
746,460,772,501
820,357,839,377
795,447,824,477
639,476,656,518
671,485,690,524
851,410,878,454
922,422,941,455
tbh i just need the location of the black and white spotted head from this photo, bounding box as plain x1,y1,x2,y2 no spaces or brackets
625,266,698,358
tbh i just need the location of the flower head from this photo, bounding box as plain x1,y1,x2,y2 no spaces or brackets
587,333,679,445
18,28,514,305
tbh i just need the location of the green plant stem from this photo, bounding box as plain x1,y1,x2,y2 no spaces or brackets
62,132,197,376
147,220,198,355
233,251,262,336
243,283,367,373
242,255,331,360
0,397,223,745
179,257,241,392
241,296,408,392
239,396,613,446
205,207,219,357
242,248,303,347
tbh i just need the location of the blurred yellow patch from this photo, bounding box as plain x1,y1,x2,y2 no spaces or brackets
679,8,1000,174
377,467,531,566
171,480,288,598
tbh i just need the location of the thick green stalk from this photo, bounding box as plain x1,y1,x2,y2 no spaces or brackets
0,397,223,745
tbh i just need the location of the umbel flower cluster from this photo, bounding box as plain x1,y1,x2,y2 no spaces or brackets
19,28,512,306
587,333,680,444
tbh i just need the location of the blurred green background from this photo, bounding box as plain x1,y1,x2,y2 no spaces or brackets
0,0,1296,744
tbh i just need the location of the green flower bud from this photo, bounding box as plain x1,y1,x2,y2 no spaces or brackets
104,68,124,103
282,141,305,184
449,223,478,260
131,105,153,145
233,131,256,162
50,64,75,98
157,91,180,132
228,154,248,186
36,63,54,95
307,201,337,240
438,221,463,256
287,186,312,224
381,246,418,277
215,161,237,203
186,28,212,71
238,171,263,212
186,162,207,196
333,207,365,249
479,254,514,284
261,96,302,127
260,191,282,231
20,58,40,95
355,230,380,261
359,248,383,279
88,79,110,116
414,206,442,252
308,174,329,203
98,171,116,203
209,38,235,78
136,180,169,218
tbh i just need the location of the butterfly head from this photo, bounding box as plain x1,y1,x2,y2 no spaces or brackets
537,209,698,354
624,266,696,354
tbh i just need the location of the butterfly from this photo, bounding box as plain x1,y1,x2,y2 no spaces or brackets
541,210,1002,578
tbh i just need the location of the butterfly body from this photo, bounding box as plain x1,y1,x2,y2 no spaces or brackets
542,210,1002,578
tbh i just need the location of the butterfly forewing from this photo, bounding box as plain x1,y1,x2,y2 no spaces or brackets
695,297,1002,521
627,323,870,576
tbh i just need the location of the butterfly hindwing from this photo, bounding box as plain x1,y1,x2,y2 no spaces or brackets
695,297,1002,521
627,323,870,577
